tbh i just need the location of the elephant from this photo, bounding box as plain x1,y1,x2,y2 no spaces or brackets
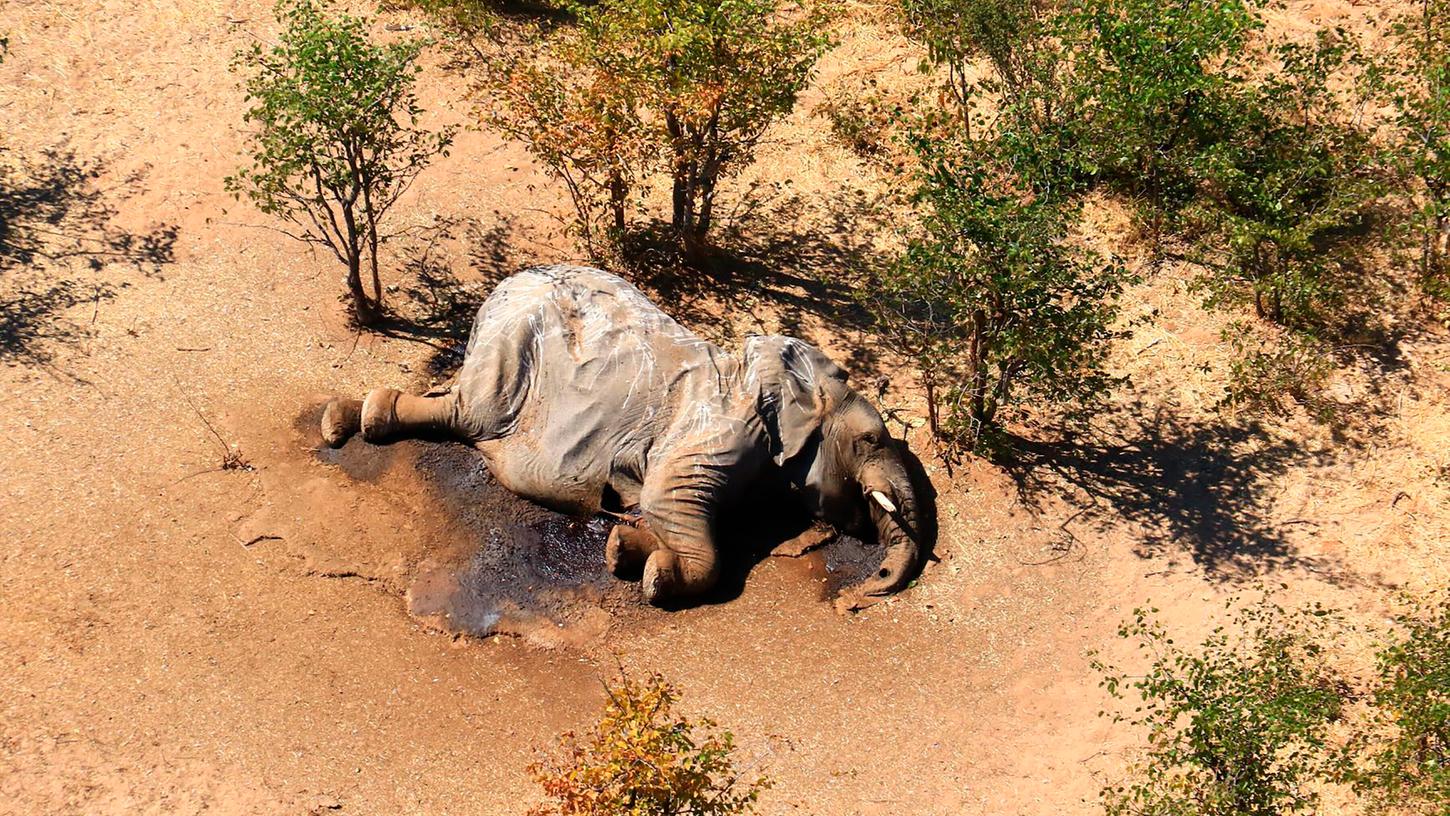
320,265,928,607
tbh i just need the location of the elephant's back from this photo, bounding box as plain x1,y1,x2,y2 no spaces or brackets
455,265,737,508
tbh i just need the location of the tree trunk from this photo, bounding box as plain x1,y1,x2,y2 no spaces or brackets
367,228,382,313
345,250,379,326
361,187,383,312
695,162,716,247
665,110,689,236
967,309,988,436
674,165,695,252
609,169,627,237
341,205,379,326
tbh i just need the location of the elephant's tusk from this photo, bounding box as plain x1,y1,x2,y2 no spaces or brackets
869,490,897,514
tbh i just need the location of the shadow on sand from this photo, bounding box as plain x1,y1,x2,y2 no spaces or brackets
993,402,1372,585
0,146,177,370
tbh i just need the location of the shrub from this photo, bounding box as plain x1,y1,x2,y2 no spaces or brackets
899,0,1081,189
1219,322,1336,421
1094,598,1346,816
1385,0,1450,297
815,82,893,159
1347,593,1450,814
1059,0,1262,215
897,0,1394,422
528,673,769,816
489,0,829,261
872,0,1132,453
490,41,650,256
870,132,1129,452
1184,30,1390,334
227,0,455,325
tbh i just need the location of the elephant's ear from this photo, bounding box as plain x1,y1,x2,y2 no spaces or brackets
746,336,848,466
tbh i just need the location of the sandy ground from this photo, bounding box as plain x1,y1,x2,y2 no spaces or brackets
2,0,1446,814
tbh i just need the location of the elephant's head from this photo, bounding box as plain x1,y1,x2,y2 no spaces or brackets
746,336,929,602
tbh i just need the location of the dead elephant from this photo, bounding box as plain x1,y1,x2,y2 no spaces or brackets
322,265,928,607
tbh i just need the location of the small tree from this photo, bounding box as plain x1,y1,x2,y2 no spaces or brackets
1094,598,1347,816
1059,0,1263,215
227,0,455,325
1386,0,1450,297
490,32,652,256
490,0,829,260
901,0,1047,119
899,0,1081,188
528,673,770,816
1184,30,1389,333
871,132,1129,451
639,0,828,259
1347,593,1450,814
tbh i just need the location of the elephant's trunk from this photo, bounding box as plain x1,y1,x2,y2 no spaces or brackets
848,462,921,605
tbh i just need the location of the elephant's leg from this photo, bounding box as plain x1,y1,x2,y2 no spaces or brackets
637,454,728,605
321,387,466,447
605,522,662,579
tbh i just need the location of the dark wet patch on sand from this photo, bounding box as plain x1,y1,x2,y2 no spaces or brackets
300,404,888,647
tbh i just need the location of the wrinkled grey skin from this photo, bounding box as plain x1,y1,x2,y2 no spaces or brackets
321,265,925,607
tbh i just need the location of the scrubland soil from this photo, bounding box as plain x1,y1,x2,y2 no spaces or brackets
1,0,1447,813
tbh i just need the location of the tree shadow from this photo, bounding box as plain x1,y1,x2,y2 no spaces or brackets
0,146,177,369
618,190,892,376
387,215,522,380
994,403,1364,584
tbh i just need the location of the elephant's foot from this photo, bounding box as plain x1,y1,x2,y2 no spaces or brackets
641,549,679,606
320,398,364,448
360,387,402,442
606,523,661,579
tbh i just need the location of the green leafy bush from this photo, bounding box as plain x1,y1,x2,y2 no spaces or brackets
1385,0,1450,298
900,0,1081,190
870,129,1129,452
1059,0,1262,214
897,0,1394,420
227,0,454,325
528,673,769,816
1094,598,1346,816
1219,322,1336,421
489,0,830,260
865,0,1130,452
1184,30,1390,334
1347,593,1450,814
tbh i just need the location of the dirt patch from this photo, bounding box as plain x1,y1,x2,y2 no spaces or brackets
290,405,625,645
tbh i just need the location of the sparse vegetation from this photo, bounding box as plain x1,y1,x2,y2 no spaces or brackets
1219,322,1336,421
869,129,1129,451
227,0,455,325
866,0,1128,451
901,0,1081,189
1099,593,1450,816
1095,598,1348,816
815,83,892,158
885,0,1402,436
528,673,769,816
1183,29,1390,337
1346,593,1450,814
1059,0,1261,215
488,0,830,260
1385,0,1450,299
